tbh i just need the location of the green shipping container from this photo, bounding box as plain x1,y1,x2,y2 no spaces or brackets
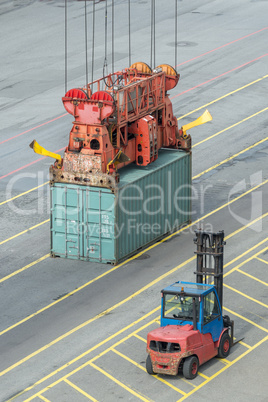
50,149,191,264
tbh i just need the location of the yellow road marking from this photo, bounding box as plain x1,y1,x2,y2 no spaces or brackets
112,348,187,395
193,136,268,179
224,214,268,244
197,372,209,380
239,340,251,349
0,181,50,207
219,358,230,365
0,220,49,246
223,284,268,308
0,254,50,284
224,244,268,274
177,74,268,120
64,379,98,401
177,335,268,401
236,268,268,286
193,107,268,148
256,256,268,265
89,361,152,402
224,307,268,333
7,314,160,402
39,395,51,402
134,333,147,343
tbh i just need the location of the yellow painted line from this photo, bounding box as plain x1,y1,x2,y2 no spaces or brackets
193,107,268,148
219,358,230,365
89,362,152,402
197,372,210,380
0,181,50,207
112,348,187,395
64,379,98,401
0,254,50,284
236,268,268,286
193,136,268,180
0,219,49,246
224,307,268,333
224,214,268,243
239,340,251,349
177,74,268,120
223,284,268,308
224,244,268,274
133,333,147,343
7,314,160,402
256,256,268,265
177,335,268,401
39,395,51,402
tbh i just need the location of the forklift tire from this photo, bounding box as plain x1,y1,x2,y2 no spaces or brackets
218,331,231,358
183,356,199,380
146,355,154,375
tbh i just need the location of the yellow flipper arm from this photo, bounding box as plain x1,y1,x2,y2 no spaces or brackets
29,140,62,163
181,109,212,136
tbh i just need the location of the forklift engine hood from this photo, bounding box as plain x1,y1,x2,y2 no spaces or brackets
147,324,203,350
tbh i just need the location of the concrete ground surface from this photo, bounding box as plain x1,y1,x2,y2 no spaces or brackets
0,0,267,401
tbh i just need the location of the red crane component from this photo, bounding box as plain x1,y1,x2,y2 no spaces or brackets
56,63,188,185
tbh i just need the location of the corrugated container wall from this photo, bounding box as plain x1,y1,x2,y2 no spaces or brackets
50,149,191,264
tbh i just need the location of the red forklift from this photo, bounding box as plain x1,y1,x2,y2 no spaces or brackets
146,230,234,379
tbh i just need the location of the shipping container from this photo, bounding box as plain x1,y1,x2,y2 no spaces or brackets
50,149,191,264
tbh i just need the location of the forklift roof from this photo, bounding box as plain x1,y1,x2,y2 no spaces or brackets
162,281,215,297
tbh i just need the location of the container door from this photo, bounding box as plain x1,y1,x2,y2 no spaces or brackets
51,184,83,259
83,188,115,263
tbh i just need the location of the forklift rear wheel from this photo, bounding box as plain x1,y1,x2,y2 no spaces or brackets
146,355,154,375
183,356,199,379
218,332,231,358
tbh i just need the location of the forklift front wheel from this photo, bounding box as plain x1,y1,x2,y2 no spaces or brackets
146,355,154,375
218,332,231,358
183,355,199,380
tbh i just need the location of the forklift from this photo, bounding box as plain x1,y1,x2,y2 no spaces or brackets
146,230,234,379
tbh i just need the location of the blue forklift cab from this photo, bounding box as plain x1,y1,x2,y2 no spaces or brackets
161,281,224,342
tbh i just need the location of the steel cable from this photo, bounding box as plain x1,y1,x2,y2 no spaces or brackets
175,0,178,68
128,0,131,66
85,0,89,89
65,0,67,93
91,0,95,88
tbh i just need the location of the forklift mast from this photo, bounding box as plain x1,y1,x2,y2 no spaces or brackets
193,230,225,308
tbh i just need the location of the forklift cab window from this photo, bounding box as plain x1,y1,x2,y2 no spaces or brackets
203,290,220,325
163,294,199,321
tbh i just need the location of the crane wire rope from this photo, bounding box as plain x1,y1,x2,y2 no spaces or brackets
153,0,156,67
150,0,156,68
84,0,89,92
91,0,96,89
103,0,108,80
175,0,178,68
64,0,68,93
112,0,114,74
128,0,131,66
102,0,119,88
